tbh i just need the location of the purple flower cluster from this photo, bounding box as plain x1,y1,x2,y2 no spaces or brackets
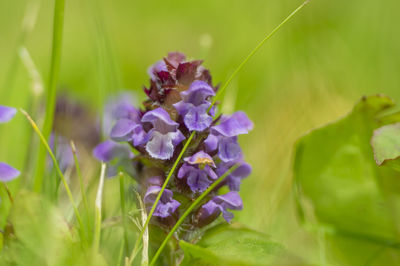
0,106,20,182
94,52,253,229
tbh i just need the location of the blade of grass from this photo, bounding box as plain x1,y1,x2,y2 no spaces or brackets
33,0,66,192
94,163,107,253
119,172,130,256
130,0,310,262
149,164,239,265
20,109,85,237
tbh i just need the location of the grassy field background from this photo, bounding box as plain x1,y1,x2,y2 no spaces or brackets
1,0,400,264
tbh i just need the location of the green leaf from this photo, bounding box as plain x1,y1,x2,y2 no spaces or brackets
1,190,107,266
294,95,400,265
180,224,301,266
372,123,400,171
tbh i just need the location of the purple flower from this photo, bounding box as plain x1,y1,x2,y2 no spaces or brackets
216,161,252,191
0,105,16,123
93,140,133,162
173,80,215,131
205,111,253,162
141,108,185,160
0,106,19,182
178,151,217,193
0,162,20,182
196,192,243,225
144,186,180,218
93,140,135,177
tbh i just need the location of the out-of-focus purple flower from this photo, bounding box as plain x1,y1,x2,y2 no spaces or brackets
0,106,16,123
93,140,135,177
0,162,20,182
141,107,185,160
144,186,180,218
196,192,243,226
93,140,133,162
205,111,253,162
0,106,20,182
103,92,139,136
216,161,252,191
174,81,215,131
178,150,217,193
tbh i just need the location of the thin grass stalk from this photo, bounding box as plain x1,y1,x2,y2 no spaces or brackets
149,164,239,265
2,183,14,204
94,163,107,253
33,0,66,192
130,0,310,261
70,141,89,218
20,109,85,235
119,172,130,256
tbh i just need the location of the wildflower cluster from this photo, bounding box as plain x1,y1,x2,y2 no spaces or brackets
94,52,253,231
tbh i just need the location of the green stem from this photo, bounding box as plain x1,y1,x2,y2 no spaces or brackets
119,172,130,256
150,164,239,265
94,163,107,253
70,141,89,218
33,0,66,192
20,109,84,237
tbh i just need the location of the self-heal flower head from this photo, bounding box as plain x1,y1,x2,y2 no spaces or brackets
142,107,185,160
173,81,215,131
196,192,243,226
144,186,180,218
0,105,16,123
205,111,253,162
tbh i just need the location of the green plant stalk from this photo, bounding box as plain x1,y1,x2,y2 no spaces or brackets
70,141,90,219
33,0,66,192
119,172,130,256
130,0,310,261
94,163,107,253
150,164,239,265
20,109,85,237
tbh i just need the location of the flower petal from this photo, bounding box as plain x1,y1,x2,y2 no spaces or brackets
212,111,253,137
146,131,175,160
184,150,215,167
218,137,242,162
0,106,16,123
141,107,178,133
93,140,132,162
183,104,213,131
110,119,138,141
187,169,212,193
181,80,215,106
0,162,20,182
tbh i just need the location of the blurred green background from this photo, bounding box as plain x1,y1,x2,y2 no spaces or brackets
1,0,400,264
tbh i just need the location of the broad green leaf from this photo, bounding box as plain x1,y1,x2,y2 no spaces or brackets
180,223,301,266
372,123,400,171
294,95,400,265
